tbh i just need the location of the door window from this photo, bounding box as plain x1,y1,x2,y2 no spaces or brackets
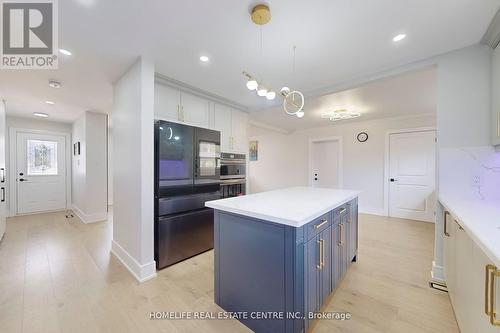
27,139,58,175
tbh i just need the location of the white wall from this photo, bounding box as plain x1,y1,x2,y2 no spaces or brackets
249,113,436,215
5,116,71,215
111,57,156,282
71,111,108,223
432,44,496,282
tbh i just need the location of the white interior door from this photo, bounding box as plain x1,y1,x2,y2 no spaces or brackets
311,140,340,188
16,132,66,214
388,131,436,222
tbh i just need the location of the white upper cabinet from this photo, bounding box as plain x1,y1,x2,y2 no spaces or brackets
180,91,210,128
154,84,180,121
492,46,500,146
231,110,248,153
213,103,248,153
213,103,232,152
154,81,248,153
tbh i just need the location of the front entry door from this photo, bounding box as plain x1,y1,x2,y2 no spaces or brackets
16,132,67,214
388,130,436,222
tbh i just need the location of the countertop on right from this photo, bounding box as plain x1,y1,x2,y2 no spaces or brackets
439,194,500,267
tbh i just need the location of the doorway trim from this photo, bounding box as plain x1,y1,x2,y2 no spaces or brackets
8,128,72,216
383,127,437,218
308,136,344,188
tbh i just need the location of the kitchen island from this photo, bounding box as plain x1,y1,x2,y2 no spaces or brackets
205,187,360,333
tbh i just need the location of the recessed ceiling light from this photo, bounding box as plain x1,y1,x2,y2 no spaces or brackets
45,100,55,105
392,34,406,42
199,55,209,62
33,112,49,118
59,48,72,56
48,80,61,88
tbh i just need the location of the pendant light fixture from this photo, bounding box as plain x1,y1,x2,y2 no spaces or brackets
242,4,305,115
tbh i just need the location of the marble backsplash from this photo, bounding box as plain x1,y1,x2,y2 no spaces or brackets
439,146,500,202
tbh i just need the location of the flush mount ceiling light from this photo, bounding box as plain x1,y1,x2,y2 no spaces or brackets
45,100,55,105
321,109,361,122
392,34,406,42
59,48,72,56
199,55,209,62
33,112,49,118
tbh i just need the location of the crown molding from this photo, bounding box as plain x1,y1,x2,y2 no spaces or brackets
482,8,500,49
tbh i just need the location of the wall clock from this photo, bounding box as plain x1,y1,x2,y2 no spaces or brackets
357,132,368,143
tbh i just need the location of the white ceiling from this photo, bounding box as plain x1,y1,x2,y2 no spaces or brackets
249,67,437,131
0,0,498,123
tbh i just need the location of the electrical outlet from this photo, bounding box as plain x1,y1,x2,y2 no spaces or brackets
472,175,481,186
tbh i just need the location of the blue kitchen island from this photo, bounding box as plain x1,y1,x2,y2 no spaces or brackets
205,187,359,333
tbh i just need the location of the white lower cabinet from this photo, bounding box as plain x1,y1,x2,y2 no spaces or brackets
443,209,500,333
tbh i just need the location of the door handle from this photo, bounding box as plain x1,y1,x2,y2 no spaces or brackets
317,239,322,270
1,187,4,202
19,178,27,182
444,211,450,237
390,178,398,182
0,168,4,183
485,264,500,326
339,224,344,246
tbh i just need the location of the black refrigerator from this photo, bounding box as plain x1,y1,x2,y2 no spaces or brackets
154,120,221,269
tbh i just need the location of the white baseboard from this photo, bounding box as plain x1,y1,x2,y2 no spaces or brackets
111,240,157,283
359,206,386,216
431,261,446,284
71,204,107,223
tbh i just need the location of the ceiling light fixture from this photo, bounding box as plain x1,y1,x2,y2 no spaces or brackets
59,48,72,56
33,112,49,118
321,109,361,122
199,55,209,62
48,80,61,88
296,111,305,118
266,91,276,100
257,86,268,97
45,101,55,105
392,34,406,42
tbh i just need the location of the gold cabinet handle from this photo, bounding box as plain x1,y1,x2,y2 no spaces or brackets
486,264,496,315
181,106,185,122
314,219,328,229
444,211,450,237
455,220,464,231
488,265,500,326
317,240,322,270
339,208,346,215
338,224,343,246
320,239,324,269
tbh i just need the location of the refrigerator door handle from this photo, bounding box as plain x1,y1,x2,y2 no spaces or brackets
1,187,5,202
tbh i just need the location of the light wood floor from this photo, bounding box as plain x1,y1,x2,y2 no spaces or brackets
0,212,459,333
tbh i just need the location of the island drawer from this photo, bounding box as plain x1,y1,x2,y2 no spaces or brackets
305,211,332,240
333,204,349,225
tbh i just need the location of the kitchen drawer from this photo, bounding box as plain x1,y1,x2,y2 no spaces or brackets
305,212,331,241
333,204,348,226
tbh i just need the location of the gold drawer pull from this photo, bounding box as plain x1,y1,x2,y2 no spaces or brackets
339,208,347,215
454,220,464,231
444,211,450,237
317,240,322,270
314,219,328,229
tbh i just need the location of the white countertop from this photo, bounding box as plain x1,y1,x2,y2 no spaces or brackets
205,187,360,227
439,193,500,267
